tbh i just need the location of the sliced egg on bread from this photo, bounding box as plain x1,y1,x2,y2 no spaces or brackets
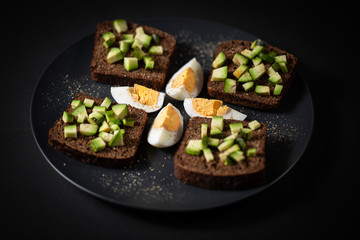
147,103,184,148
165,58,204,101
184,97,247,120
111,84,165,113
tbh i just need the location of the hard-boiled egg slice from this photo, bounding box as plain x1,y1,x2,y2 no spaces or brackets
183,97,247,120
147,103,184,148
165,58,204,101
111,84,165,113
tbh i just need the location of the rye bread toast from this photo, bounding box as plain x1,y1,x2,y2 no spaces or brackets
207,40,297,109
90,21,176,91
174,117,267,190
48,93,147,168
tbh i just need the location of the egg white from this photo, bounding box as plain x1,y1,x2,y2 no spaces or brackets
147,103,184,148
111,86,165,113
183,98,247,121
165,58,204,101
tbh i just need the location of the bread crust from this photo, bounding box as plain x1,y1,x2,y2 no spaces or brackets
90,21,176,91
48,93,147,168
207,40,297,109
174,117,267,190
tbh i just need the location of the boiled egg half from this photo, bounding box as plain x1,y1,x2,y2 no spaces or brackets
147,103,183,148
111,84,165,113
184,98,247,120
165,58,204,101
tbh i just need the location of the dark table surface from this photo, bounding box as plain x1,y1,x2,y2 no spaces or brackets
2,3,358,239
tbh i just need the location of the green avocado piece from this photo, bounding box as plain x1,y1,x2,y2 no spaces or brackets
255,85,270,96
227,150,245,162
112,104,128,119
124,57,138,71
201,123,208,138
148,45,163,55
99,121,111,133
185,139,202,156
224,78,237,94
248,120,261,130
71,105,87,118
105,110,116,123
79,123,98,136
268,72,282,85
229,122,243,134
71,99,82,109
218,139,234,152
247,148,257,157
122,118,134,127
88,111,104,125
273,84,283,95
249,63,266,80
119,40,130,53
90,137,106,152
107,48,124,64
236,137,246,150
108,129,125,147
102,32,116,48
212,51,226,68
233,64,248,79
64,125,77,138
241,127,253,141
210,66,227,81
83,98,94,108
62,111,74,123
242,81,254,91
100,97,112,109
232,53,248,65
92,106,106,115
211,116,224,131
207,138,220,148
137,33,152,49
99,132,114,143
203,148,214,162
113,19,128,33
144,56,154,70
238,71,253,83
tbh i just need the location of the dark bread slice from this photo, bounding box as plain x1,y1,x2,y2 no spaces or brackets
48,93,147,168
90,21,176,91
174,117,266,190
207,40,297,109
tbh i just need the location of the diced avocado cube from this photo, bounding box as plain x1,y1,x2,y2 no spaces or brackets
258,52,274,63
135,26,145,35
107,48,124,64
229,122,243,134
268,51,276,58
224,132,239,141
272,62,280,71
241,49,255,59
207,137,220,148
249,63,266,80
227,151,245,162
132,47,146,60
224,78,237,94
119,40,130,53
273,84,283,95
110,123,120,131
210,128,223,138
77,112,86,124
149,46,163,55
238,72,253,83
108,129,125,147
92,106,107,115
99,132,114,143
83,98,94,108
201,136,208,149
201,123,208,138
122,118,134,127
279,62,288,74
268,72,282,85
123,34,134,44
248,120,261,130
247,148,257,157
144,56,154,70
267,66,277,77
241,128,253,141
251,39,264,49
232,53,248,65
62,111,74,123
99,121,110,133
90,137,106,152
274,55,287,63
64,125,77,138
203,148,214,162
233,64,248,79
79,123,98,136
210,66,227,81
212,51,226,68
105,110,116,123
185,139,202,156
236,137,246,150
112,104,128,119
211,116,224,131
131,38,143,49
255,85,270,96
100,97,112,109
102,32,116,48
71,105,87,118
124,57,138,71
71,99,82,109
251,45,264,56
223,144,240,155
218,139,234,152
88,111,104,125
137,33,152,49
242,82,254,91
152,33,161,44
252,57,262,66
113,19,128,33
110,118,122,125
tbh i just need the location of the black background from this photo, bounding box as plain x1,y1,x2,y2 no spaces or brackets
2,3,358,239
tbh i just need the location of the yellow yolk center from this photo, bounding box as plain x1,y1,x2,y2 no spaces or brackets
192,98,223,116
171,67,196,93
216,105,231,116
131,84,159,106
153,105,181,131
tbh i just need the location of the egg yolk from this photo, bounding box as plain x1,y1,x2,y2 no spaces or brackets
131,84,159,106
171,67,196,93
216,105,230,116
192,98,223,116
153,105,181,131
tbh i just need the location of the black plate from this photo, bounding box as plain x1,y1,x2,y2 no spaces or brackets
30,18,314,211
